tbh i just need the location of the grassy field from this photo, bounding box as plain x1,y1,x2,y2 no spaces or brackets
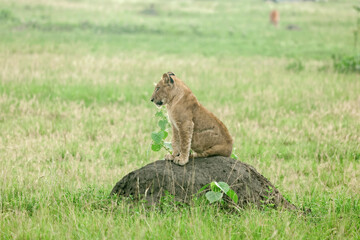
1,0,360,239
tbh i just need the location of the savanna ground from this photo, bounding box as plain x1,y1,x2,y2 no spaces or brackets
0,0,359,239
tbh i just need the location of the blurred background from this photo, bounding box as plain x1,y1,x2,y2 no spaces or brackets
1,0,358,58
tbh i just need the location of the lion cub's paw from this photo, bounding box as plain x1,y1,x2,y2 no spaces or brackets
164,153,175,161
174,155,188,166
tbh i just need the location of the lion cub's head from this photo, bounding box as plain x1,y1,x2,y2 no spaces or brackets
151,72,176,107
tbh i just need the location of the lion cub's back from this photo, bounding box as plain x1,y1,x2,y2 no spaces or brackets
193,104,233,144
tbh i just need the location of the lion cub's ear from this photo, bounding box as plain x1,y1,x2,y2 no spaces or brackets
162,73,174,84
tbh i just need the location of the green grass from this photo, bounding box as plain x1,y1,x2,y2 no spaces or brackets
1,0,360,239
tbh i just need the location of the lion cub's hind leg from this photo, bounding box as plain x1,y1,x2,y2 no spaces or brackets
192,144,232,158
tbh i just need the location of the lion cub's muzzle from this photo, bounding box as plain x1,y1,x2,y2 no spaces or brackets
150,98,163,106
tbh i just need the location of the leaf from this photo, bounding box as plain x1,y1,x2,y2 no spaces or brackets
231,147,238,160
158,120,168,130
215,182,230,194
197,183,210,194
151,144,162,152
162,130,168,139
205,191,223,204
163,142,173,151
226,189,238,204
151,132,162,144
210,182,221,192
155,111,165,118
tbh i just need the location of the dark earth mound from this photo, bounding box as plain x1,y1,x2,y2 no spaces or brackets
110,156,296,210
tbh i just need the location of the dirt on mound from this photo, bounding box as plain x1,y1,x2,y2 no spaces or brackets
110,156,296,210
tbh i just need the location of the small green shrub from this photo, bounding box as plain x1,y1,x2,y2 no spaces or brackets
199,181,238,205
332,54,360,73
150,107,172,153
231,148,238,160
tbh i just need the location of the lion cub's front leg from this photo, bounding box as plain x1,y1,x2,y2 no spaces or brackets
173,121,194,166
164,125,181,161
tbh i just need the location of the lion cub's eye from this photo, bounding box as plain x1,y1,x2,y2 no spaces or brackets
156,87,160,92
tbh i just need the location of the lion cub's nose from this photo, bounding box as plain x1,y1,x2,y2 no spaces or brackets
151,98,154,102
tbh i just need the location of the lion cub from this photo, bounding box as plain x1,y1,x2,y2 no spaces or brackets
151,72,233,165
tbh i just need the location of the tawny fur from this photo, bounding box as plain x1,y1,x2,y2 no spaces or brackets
151,72,233,166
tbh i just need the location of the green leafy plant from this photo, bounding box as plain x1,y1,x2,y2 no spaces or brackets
231,147,238,160
332,54,360,73
150,107,172,153
198,181,238,204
